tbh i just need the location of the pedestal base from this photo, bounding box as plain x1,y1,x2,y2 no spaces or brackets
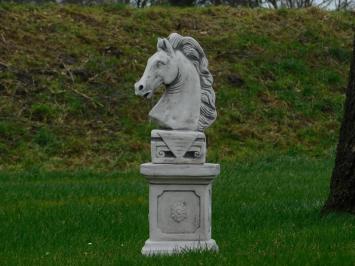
140,163,220,256
141,239,219,255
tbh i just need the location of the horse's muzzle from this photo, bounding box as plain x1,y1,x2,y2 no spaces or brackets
135,81,152,98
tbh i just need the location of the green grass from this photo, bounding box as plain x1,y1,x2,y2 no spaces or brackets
1,154,355,265
0,5,353,170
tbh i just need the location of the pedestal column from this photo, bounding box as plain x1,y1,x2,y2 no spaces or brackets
141,130,220,255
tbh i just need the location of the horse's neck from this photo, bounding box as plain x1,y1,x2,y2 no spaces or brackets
149,53,201,131
166,55,199,101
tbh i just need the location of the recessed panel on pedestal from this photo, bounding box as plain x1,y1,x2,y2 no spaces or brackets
157,190,200,234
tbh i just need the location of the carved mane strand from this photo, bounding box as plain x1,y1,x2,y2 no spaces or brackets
168,33,217,131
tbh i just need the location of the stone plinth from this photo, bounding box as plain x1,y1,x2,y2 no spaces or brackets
141,163,219,255
151,130,206,164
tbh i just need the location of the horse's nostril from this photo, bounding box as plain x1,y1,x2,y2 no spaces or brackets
139,85,144,91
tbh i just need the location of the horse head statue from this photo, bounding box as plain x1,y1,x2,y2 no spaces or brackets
135,33,217,132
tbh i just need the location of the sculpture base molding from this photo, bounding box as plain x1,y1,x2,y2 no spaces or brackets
151,130,206,164
140,163,220,256
141,239,219,256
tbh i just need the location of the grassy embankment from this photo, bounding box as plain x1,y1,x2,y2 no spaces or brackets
0,4,353,170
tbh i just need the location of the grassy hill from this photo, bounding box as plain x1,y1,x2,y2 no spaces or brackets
0,4,353,170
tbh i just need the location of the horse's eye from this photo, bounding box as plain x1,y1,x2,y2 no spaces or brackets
157,61,165,67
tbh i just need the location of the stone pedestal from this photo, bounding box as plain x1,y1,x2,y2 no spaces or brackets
141,163,219,255
141,130,220,256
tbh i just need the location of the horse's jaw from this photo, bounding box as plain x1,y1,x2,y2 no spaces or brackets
149,74,200,130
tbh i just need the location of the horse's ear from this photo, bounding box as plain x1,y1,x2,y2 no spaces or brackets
157,38,174,56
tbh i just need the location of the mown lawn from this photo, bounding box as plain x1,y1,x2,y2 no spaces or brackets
1,154,354,265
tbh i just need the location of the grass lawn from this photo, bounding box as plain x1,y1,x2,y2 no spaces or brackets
1,153,354,265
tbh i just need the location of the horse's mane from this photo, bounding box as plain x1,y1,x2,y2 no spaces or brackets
168,33,217,131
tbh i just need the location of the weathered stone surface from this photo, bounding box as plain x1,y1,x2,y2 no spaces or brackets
141,239,218,256
135,33,220,256
157,190,200,234
151,129,206,164
140,163,219,255
134,33,217,132
141,163,220,179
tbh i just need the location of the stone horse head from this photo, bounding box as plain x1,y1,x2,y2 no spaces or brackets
135,33,217,132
